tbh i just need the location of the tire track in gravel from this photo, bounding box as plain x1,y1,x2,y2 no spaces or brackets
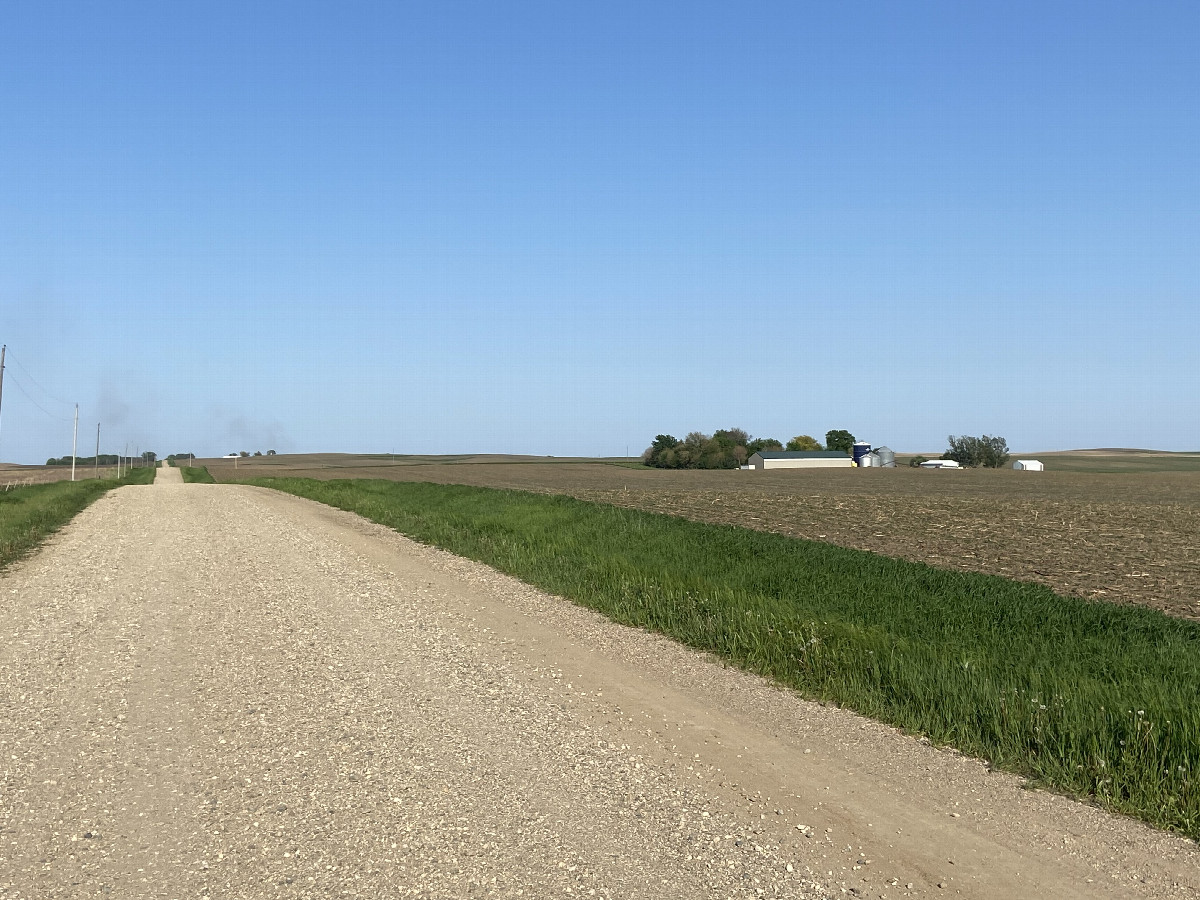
0,470,1197,899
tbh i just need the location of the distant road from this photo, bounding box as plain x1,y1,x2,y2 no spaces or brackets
156,460,183,483
1,471,1196,898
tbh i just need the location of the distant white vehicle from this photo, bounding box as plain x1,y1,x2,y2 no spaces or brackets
222,453,239,458
919,459,961,469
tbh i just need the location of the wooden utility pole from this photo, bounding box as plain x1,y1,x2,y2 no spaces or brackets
0,345,6,450
71,404,79,481
95,423,100,479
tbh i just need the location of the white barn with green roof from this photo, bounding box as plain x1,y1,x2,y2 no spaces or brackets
747,451,854,470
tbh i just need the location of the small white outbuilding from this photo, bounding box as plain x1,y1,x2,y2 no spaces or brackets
919,459,961,469
748,451,854,470
1013,459,1044,471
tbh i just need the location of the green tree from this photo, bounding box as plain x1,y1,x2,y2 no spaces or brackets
644,428,755,469
982,436,1010,468
713,427,750,448
746,437,783,456
679,431,708,468
944,435,1010,468
642,434,681,468
708,428,752,469
786,435,823,451
825,429,855,454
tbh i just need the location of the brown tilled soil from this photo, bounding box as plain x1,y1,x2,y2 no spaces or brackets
204,455,1200,620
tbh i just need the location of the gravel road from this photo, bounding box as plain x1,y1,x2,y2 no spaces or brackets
1,469,1197,898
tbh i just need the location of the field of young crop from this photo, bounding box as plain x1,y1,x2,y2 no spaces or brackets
235,476,1200,838
207,452,1200,619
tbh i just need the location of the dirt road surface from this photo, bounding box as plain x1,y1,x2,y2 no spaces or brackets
1,469,1196,898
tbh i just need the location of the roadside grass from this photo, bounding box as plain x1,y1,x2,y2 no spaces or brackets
181,466,215,483
0,467,156,571
239,476,1200,838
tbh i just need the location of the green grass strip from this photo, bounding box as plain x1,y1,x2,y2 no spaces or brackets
181,466,215,483
0,467,155,571
241,476,1200,837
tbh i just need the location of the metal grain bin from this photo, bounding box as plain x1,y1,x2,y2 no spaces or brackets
874,446,896,467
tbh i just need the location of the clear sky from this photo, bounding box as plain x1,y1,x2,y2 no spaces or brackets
2,1,1197,463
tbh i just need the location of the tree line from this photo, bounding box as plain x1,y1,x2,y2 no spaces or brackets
643,430,1012,470
908,435,1011,468
943,435,1010,468
46,451,157,466
643,428,856,469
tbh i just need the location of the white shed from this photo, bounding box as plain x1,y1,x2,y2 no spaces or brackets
1013,459,1044,471
919,459,961,469
748,451,854,470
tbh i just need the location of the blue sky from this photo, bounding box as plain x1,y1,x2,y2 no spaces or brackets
2,1,1197,462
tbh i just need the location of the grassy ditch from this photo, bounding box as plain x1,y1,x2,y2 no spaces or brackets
181,466,215,483
0,467,156,571
242,477,1200,838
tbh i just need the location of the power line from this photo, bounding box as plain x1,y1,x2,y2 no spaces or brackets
6,369,75,422
4,350,75,409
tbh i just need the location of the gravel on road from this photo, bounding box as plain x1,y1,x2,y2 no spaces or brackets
0,469,1196,898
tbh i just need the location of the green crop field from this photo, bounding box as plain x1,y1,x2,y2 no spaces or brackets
0,467,156,571
239,476,1200,838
